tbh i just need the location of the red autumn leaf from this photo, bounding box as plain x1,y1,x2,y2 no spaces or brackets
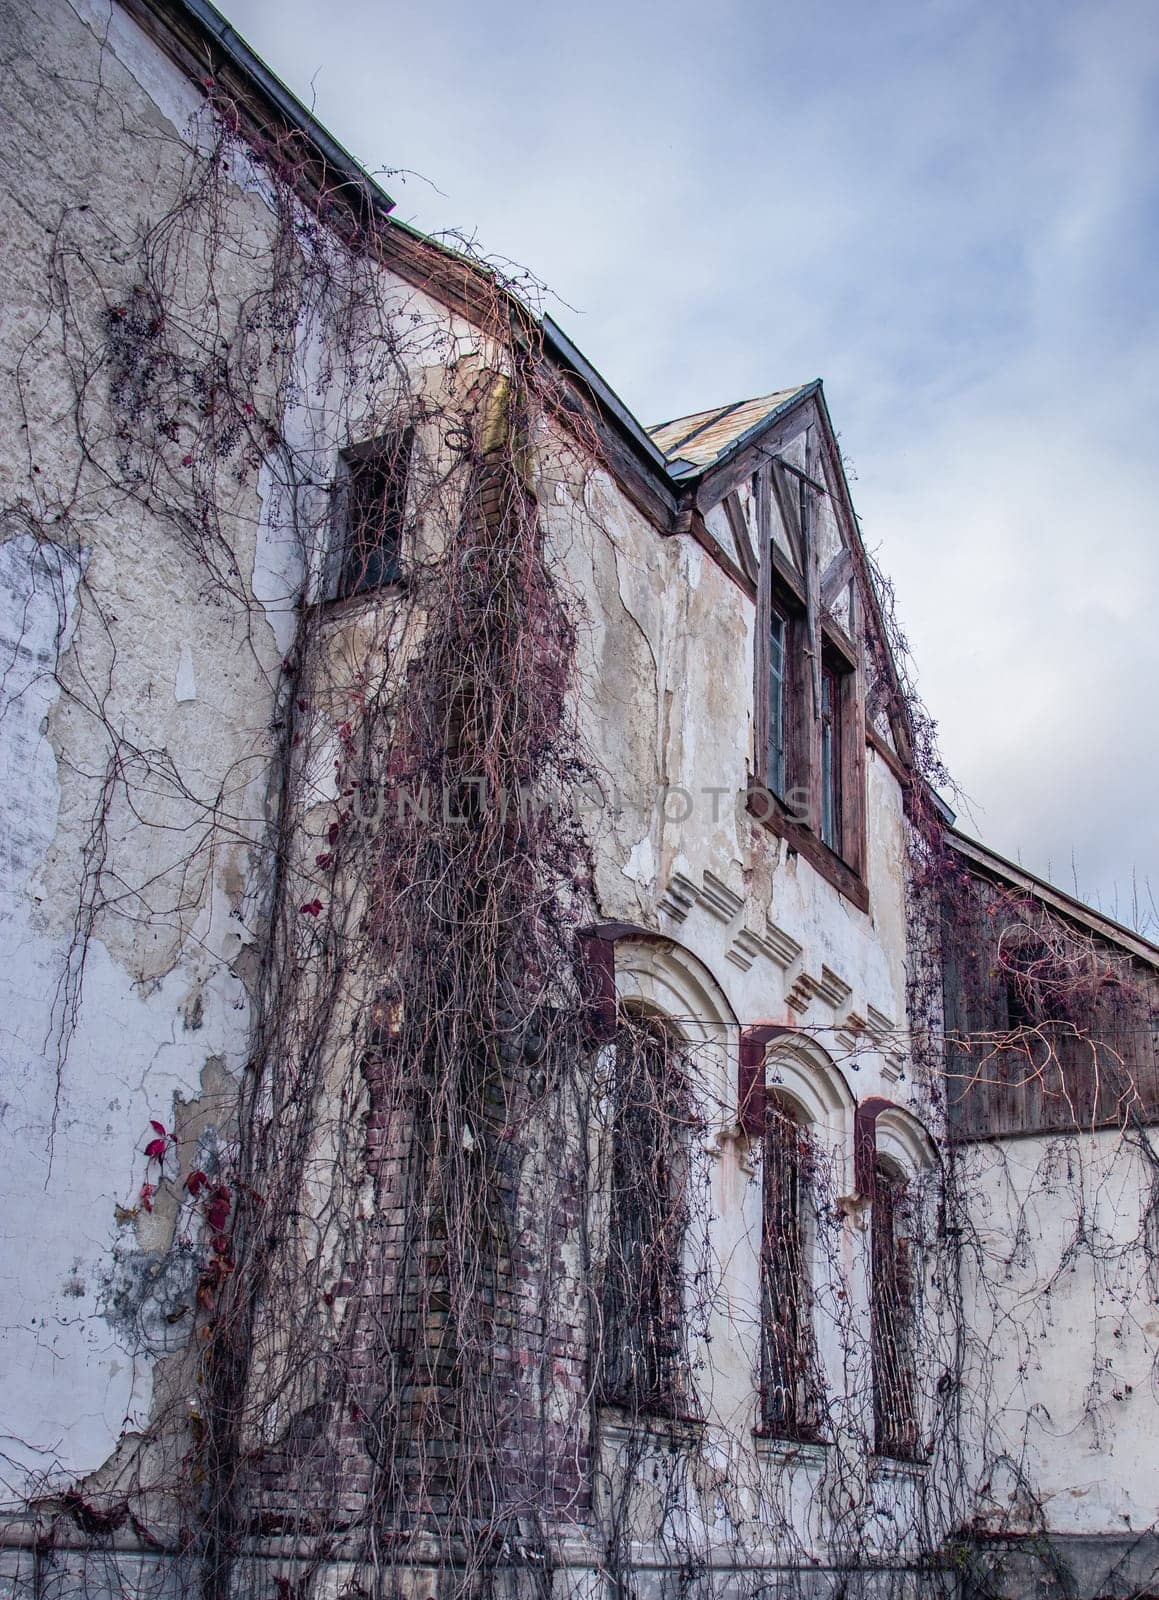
314,852,333,870
205,1187,231,1230
327,818,342,845
150,1119,167,1137
185,1169,209,1198
210,1233,231,1256
140,1183,156,1213
181,454,193,467
299,899,323,917
144,1136,169,1161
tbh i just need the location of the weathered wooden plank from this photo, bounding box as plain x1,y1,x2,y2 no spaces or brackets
693,389,819,513
687,510,757,601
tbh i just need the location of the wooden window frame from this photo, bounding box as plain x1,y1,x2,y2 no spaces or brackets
328,429,413,602
819,657,841,854
752,543,868,911
766,600,790,800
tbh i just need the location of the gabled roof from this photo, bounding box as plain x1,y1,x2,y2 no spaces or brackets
649,388,815,473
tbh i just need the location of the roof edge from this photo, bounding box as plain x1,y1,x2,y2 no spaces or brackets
123,0,395,217
946,827,1159,968
541,317,673,480
686,381,823,482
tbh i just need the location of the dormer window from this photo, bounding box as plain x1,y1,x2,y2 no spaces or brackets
332,429,412,600
752,542,867,907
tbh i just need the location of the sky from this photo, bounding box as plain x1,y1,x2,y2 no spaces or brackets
226,0,1159,933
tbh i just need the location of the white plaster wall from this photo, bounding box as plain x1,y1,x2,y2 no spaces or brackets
958,1128,1159,1538
0,0,522,1510
545,430,954,1561
0,0,289,1500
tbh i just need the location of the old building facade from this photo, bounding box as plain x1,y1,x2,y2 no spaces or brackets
3,3,1159,1598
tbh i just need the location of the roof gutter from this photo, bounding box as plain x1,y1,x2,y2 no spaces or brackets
126,0,395,220
541,316,674,480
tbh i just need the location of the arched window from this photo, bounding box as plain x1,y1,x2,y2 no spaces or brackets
760,1094,823,1438
871,1156,919,1458
599,1014,690,1414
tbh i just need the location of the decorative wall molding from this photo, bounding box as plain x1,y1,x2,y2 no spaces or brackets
701,870,744,923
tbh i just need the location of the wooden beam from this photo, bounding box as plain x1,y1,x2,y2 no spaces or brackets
866,723,911,789
804,431,823,719
694,401,816,514
820,548,853,609
769,458,807,574
686,510,757,601
723,491,759,585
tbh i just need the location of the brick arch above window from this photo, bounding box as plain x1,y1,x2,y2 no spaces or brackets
738,1025,857,1201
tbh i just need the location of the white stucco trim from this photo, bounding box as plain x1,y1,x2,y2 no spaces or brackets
612,936,737,1125
874,1105,940,1181
764,1034,857,1199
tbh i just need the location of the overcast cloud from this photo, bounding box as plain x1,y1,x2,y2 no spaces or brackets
226,0,1159,932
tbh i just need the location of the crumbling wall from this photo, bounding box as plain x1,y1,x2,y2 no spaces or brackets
14,4,1159,1600
0,0,291,1506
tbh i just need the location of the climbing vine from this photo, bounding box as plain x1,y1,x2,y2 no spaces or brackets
5,22,1159,1600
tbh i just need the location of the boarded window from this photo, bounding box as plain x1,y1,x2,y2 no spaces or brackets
871,1160,919,1459
335,430,412,599
760,1098,823,1438
600,1019,689,1413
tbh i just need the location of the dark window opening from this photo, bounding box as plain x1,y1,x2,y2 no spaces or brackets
336,430,412,599
871,1160,920,1459
820,661,841,853
600,1017,689,1414
751,537,867,906
760,1098,823,1439
1002,935,1076,1031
